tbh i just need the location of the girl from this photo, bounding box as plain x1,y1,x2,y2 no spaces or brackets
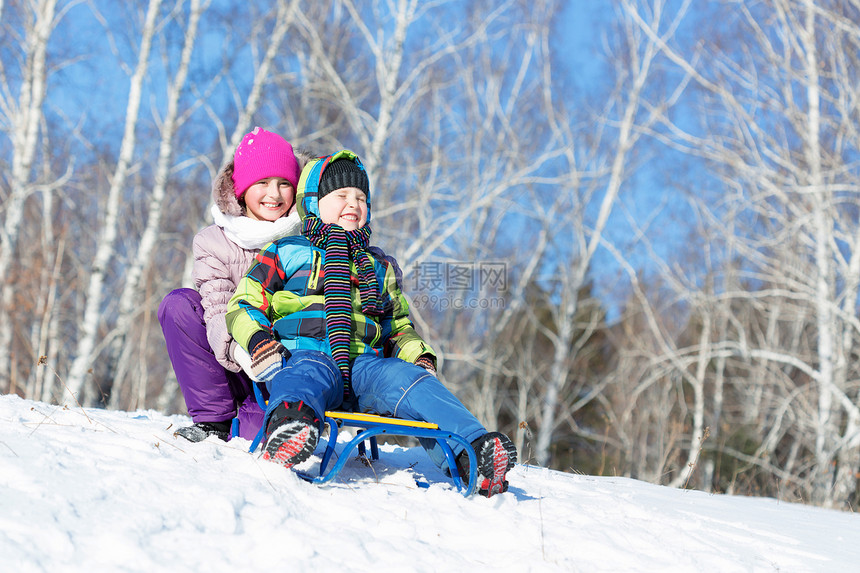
158,127,311,442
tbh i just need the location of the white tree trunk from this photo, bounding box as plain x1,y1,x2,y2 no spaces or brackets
226,0,295,152
64,0,162,406
108,0,204,409
0,0,57,390
343,0,415,175
535,295,576,467
800,0,846,508
534,0,660,464
32,213,64,400
668,314,710,489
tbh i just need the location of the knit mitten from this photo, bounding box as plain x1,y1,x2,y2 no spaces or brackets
249,333,291,383
415,354,436,375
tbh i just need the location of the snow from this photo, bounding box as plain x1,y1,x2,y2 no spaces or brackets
2,394,858,572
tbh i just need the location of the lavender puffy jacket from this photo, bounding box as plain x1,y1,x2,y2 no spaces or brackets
193,225,267,371
192,157,308,372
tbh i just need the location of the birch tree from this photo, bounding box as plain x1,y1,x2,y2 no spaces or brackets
29,140,74,402
529,0,693,467
627,0,860,508
64,0,163,405
213,0,299,155
106,0,207,409
0,0,60,391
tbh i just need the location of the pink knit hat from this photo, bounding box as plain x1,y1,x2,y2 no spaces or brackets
231,127,300,198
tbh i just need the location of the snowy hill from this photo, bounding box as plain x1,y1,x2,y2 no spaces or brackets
1,394,858,572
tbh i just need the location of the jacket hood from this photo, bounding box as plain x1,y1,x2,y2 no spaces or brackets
212,148,314,217
296,150,371,224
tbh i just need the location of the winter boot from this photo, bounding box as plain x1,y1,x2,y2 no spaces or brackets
262,401,320,468
457,432,517,497
174,421,231,443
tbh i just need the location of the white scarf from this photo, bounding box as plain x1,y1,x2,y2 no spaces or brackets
211,204,301,250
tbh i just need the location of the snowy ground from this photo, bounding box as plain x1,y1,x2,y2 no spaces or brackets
2,394,858,572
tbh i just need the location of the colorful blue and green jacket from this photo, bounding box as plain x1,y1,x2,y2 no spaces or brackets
226,150,435,365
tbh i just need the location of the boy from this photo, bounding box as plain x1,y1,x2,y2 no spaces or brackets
226,150,516,497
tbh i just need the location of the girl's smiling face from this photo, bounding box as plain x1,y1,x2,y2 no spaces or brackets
317,186,367,231
242,177,295,221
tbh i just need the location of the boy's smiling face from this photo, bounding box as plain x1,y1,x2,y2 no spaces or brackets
318,186,367,231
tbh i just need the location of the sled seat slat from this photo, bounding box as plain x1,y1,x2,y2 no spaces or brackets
324,410,439,429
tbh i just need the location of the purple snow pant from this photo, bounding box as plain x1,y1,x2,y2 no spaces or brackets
158,288,264,440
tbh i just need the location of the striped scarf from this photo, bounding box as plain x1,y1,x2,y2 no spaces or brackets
303,215,382,401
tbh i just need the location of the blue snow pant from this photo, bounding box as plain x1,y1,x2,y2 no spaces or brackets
265,350,487,467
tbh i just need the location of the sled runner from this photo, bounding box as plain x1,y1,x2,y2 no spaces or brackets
233,383,478,496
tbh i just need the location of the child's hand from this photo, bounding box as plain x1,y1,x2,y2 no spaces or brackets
415,355,436,376
250,337,291,383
